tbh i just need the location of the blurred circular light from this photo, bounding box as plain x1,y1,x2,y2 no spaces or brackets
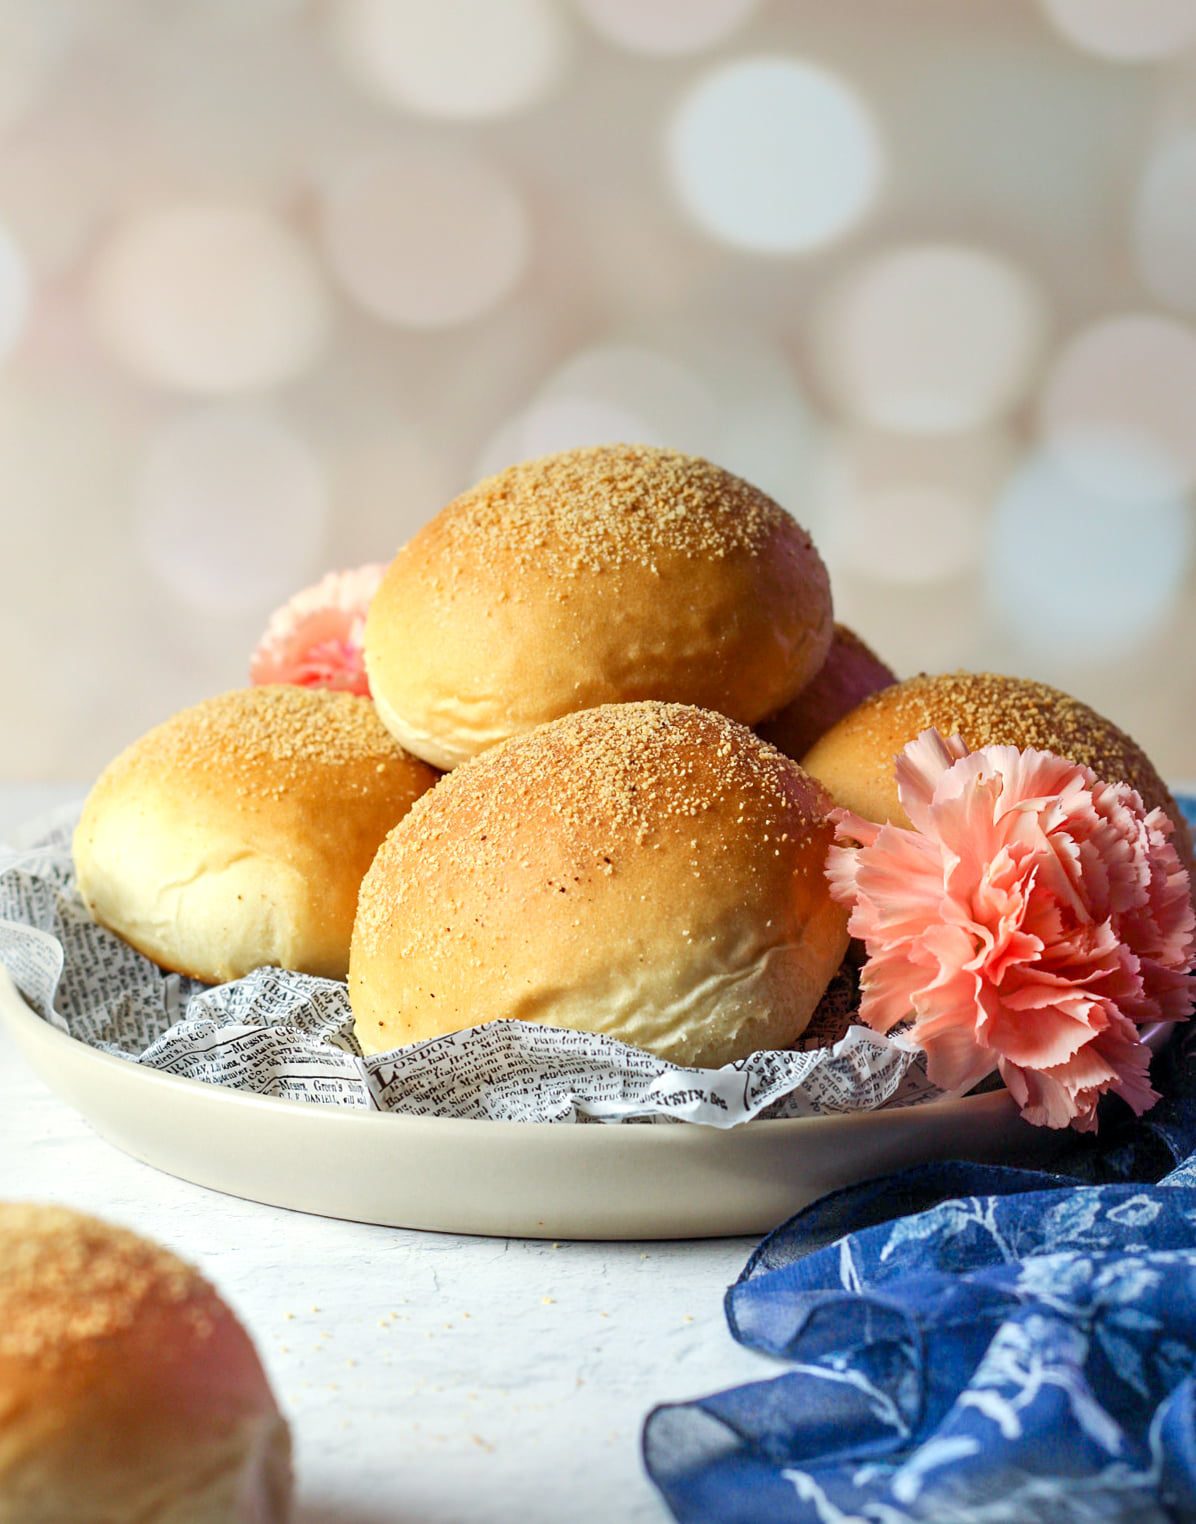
541,345,717,446
643,318,819,510
987,452,1192,658
180,0,308,24
837,487,981,584
0,5,71,138
478,326,821,509
1039,0,1196,61
569,191,709,316
474,345,716,479
717,393,821,521
336,433,454,551
89,203,330,394
136,407,327,615
816,244,1047,434
818,429,1008,585
1039,314,1196,500
476,399,661,481
1135,137,1196,314
0,225,31,366
322,147,528,330
576,0,761,56
668,57,883,254
331,0,567,119
0,137,109,280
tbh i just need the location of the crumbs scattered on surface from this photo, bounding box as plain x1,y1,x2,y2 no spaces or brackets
433,444,803,575
0,1202,220,1367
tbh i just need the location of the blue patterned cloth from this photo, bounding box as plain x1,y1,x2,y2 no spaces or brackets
643,795,1196,1523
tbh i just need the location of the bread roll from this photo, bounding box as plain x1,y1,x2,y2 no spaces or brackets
0,1202,290,1524
803,670,1192,859
365,444,833,769
74,686,439,983
758,623,896,762
350,701,849,1068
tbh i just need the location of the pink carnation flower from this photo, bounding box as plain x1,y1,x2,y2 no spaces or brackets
250,564,385,697
826,729,1196,1131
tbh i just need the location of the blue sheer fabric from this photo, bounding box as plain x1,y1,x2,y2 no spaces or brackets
643,794,1196,1523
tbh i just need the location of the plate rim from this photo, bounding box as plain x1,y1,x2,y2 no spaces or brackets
0,965,1028,1145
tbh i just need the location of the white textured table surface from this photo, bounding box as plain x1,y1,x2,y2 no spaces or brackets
0,785,768,1524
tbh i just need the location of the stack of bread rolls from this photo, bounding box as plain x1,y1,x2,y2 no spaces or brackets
74,441,1187,1067
0,1203,291,1523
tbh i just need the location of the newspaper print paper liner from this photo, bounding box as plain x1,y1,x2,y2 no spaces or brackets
0,812,945,1128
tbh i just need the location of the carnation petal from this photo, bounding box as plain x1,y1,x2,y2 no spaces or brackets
999,1059,1102,1131
832,727,1194,1134
857,948,928,1032
1137,963,1196,1025
1110,1045,1162,1118
982,993,1109,1070
916,1022,996,1093
991,747,1089,823
825,842,865,913
844,825,945,939
250,564,385,697
1000,1011,1160,1130
894,729,968,835
830,809,884,849
927,752,1008,877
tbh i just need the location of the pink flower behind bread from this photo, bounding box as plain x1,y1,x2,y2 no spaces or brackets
826,729,1196,1131
250,564,385,697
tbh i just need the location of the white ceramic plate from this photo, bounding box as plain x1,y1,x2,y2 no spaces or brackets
1,967,1085,1240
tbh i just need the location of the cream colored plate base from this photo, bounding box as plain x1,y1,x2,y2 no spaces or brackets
0,968,1081,1239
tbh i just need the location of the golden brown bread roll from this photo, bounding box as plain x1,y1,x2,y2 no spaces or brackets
758,623,896,763
803,670,1192,860
349,701,849,1067
74,686,440,982
0,1202,291,1524
364,444,833,769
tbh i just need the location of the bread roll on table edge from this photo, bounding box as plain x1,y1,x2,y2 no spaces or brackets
0,1201,291,1524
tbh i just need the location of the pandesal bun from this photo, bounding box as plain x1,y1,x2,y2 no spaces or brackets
804,670,1192,860
350,701,849,1068
365,445,833,769
74,686,439,983
758,623,896,762
0,1202,290,1524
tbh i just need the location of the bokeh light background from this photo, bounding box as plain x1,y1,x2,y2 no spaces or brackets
4,0,1196,780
